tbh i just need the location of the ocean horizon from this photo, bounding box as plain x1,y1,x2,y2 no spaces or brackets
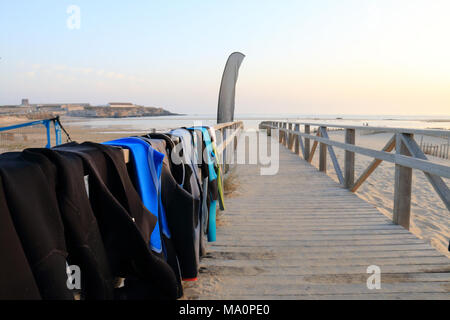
65,113,450,132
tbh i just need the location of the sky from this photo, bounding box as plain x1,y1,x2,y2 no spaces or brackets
1,0,450,116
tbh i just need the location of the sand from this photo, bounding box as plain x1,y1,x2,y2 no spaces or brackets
309,131,450,258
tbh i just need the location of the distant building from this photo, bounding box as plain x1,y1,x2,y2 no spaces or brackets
62,104,85,112
108,102,135,108
36,104,62,108
21,99,29,106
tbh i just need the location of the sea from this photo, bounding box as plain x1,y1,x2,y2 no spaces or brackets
65,113,450,134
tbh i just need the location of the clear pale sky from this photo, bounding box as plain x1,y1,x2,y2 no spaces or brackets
1,0,449,115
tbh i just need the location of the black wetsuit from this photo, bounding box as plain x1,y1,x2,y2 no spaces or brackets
0,143,180,300
0,153,73,300
0,176,41,300
21,148,115,300
53,142,181,299
145,133,201,279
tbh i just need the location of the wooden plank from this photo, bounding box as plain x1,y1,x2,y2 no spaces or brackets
192,292,450,300
206,248,443,259
194,281,450,296
208,243,438,253
201,257,450,269
198,273,450,283
199,263,450,277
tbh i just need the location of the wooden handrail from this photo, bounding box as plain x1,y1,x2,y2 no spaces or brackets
213,121,243,152
213,120,244,131
212,121,244,174
267,121,450,138
260,121,450,231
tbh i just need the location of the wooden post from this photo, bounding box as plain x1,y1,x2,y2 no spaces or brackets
280,122,284,145
122,149,130,163
319,126,327,172
393,133,413,230
278,122,283,144
283,123,287,147
294,124,300,155
344,129,355,189
447,137,450,160
304,125,310,160
223,128,229,174
288,122,294,150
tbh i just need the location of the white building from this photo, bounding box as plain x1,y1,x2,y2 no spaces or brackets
108,102,135,108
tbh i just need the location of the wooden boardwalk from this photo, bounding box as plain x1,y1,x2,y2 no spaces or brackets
184,133,450,300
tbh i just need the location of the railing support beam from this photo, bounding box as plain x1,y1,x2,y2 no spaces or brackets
320,127,344,184
351,135,396,192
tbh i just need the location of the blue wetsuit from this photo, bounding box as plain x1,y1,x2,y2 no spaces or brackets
103,137,170,254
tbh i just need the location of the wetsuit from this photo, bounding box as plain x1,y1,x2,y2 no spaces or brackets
140,136,201,280
0,176,41,300
207,126,226,210
0,153,73,300
188,127,219,242
21,148,115,300
169,129,203,280
104,137,183,290
102,138,166,254
53,142,180,299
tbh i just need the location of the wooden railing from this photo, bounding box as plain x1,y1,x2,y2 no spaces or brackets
213,121,244,175
260,121,450,230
